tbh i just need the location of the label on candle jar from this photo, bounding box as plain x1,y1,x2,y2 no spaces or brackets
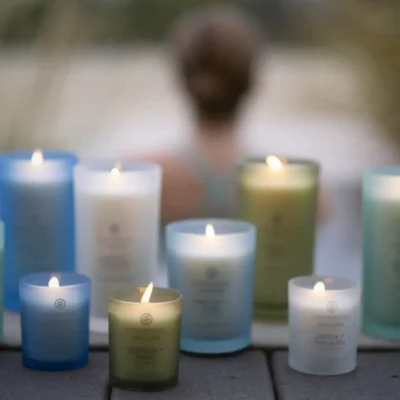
369,206,400,324
180,256,249,340
294,304,357,365
93,202,135,280
11,188,66,273
110,315,179,382
25,303,83,362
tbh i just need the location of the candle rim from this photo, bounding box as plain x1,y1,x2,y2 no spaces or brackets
166,218,255,238
289,275,360,293
365,165,400,178
75,159,161,174
110,286,182,305
0,150,77,165
20,272,90,288
238,156,319,171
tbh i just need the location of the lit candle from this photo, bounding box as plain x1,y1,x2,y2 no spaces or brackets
19,272,90,371
289,276,360,375
0,150,77,311
166,219,256,354
0,221,3,339
74,160,162,318
363,166,400,339
109,283,182,391
238,156,319,321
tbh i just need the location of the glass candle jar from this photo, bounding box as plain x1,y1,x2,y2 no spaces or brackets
289,276,360,375
0,219,4,339
166,219,256,354
74,160,162,319
0,150,77,311
238,156,319,321
363,167,400,339
20,272,90,371
109,285,182,391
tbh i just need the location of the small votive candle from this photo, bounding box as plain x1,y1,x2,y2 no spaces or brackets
20,272,90,371
363,167,400,339
109,283,182,391
289,276,360,375
166,219,256,354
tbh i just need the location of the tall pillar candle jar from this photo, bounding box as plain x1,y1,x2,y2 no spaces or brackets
0,150,77,311
363,167,400,339
238,156,319,321
0,221,4,339
289,276,360,375
74,161,161,318
109,284,182,391
167,219,256,354
20,272,90,371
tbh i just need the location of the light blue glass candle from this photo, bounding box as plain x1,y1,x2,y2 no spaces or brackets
0,150,77,311
166,219,256,354
20,272,90,371
363,167,400,339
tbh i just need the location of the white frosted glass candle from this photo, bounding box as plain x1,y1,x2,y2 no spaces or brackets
74,161,161,318
289,276,360,375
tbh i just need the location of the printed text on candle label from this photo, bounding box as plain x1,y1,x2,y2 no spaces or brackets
181,257,250,339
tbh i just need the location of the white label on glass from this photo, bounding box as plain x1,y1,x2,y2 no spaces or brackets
93,202,134,281
370,203,400,324
180,257,247,339
26,305,82,362
295,306,356,365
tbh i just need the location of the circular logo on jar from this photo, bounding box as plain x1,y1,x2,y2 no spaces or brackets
326,301,338,314
140,313,153,325
54,298,66,310
206,267,219,280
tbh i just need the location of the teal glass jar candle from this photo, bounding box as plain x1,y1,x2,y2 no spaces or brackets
363,166,400,339
166,219,256,354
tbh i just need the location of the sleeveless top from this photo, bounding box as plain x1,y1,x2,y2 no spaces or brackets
175,143,238,219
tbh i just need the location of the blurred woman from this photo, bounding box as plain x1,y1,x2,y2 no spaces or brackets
136,7,261,223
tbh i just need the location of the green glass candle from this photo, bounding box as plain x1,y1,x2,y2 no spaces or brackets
109,284,182,391
238,156,319,321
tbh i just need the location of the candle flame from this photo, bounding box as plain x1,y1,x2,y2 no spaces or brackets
205,224,215,237
48,276,60,288
313,281,326,292
110,162,121,176
141,282,154,303
31,149,44,165
266,155,283,170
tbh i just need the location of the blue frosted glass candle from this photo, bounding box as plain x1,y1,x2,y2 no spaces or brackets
0,220,4,339
0,150,77,311
20,272,90,371
363,167,400,339
166,219,256,354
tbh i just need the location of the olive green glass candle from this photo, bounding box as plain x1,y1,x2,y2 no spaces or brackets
109,284,182,391
239,156,319,321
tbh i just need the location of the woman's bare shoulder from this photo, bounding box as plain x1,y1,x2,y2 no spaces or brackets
128,153,202,222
